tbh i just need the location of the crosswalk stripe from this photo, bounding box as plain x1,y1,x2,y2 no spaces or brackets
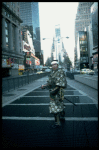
23,95,86,97
2,116,98,121
31,90,78,92
8,103,98,106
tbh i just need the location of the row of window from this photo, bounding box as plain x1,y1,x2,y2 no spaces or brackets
79,7,90,14
76,20,90,26
4,10,20,26
76,15,90,20
3,3,20,17
3,2,19,7
5,19,22,52
80,2,93,7
80,57,88,62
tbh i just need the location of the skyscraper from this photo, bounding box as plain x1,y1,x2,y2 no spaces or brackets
74,2,94,68
54,24,63,62
19,2,41,60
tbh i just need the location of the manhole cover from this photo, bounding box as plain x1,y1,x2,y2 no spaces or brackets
3,94,16,96
17,89,27,91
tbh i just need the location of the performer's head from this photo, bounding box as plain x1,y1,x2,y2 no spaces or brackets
51,60,58,71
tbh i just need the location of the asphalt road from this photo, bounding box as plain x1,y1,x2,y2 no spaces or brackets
2,84,98,147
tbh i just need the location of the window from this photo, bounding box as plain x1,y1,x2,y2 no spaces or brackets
6,37,8,43
12,25,15,51
5,20,8,27
5,11,10,18
5,20,9,48
5,29,8,35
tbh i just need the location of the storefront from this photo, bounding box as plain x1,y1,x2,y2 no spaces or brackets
2,54,24,77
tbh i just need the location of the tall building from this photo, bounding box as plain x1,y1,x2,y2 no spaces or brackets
77,31,88,69
2,2,24,77
74,2,94,68
91,2,98,72
54,24,63,63
19,2,41,63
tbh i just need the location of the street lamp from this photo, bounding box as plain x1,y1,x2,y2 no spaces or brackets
43,37,69,40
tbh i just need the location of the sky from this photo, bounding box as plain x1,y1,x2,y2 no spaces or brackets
39,2,78,66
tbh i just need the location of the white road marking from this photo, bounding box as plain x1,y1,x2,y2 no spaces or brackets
23,95,87,97
2,116,98,121
31,90,78,92
8,103,98,106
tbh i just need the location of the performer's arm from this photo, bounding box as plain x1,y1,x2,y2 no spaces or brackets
50,86,60,95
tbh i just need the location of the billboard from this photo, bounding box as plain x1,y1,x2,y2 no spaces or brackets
35,59,40,65
23,41,31,52
2,59,11,67
26,58,31,65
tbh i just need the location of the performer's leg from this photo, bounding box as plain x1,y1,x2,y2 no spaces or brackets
60,110,65,121
52,113,61,128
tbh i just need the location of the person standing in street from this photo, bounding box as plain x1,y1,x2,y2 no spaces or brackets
41,60,67,128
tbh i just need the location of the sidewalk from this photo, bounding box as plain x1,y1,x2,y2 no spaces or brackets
2,76,98,107
66,77,98,102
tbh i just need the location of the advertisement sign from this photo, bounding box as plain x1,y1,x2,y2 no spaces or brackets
2,59,7,67
35,59,40,65
9,58,14,67
23,41,31,52
19,65,25,70
26,58,31,65
2,59,11,67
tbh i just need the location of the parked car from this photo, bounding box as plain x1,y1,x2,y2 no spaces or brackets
36,71,44,74
80,68,95,75
87,69,95,75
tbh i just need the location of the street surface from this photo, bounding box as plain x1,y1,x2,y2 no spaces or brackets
2,76,98,147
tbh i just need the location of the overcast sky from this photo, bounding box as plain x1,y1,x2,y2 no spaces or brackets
39,2,78,65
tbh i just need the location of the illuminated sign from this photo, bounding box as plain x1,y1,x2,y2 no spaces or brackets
23,41,31,52
35,59,40,65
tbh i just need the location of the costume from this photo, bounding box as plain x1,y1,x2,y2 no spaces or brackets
47,68,67,114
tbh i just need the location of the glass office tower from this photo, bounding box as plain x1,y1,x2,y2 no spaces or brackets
20,2,41,57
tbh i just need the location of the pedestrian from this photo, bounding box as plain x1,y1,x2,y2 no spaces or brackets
41,60,67,128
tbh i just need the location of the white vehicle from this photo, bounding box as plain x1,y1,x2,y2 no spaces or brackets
45,69,51,72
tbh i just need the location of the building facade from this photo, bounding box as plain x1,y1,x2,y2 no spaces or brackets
2,2,24,77
84,24,93,70
74,2,94,69
54,24,64,63
91,2,98,72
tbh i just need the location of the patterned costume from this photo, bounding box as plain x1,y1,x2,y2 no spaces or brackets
47,68,67,114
